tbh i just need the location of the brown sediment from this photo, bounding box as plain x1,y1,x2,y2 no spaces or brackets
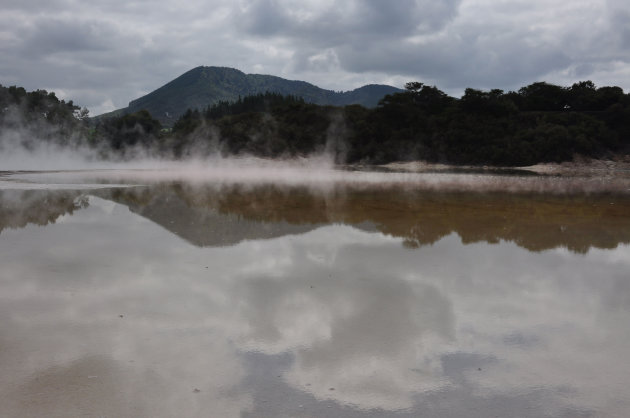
102,182,630,253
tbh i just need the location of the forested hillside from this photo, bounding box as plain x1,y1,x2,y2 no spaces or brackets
158,81,630,165
96,66,402,126
3,80,630,167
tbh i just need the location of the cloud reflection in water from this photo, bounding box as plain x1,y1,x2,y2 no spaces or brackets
0,183,629,417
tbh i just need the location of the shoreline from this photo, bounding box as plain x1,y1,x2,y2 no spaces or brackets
376,156,630,177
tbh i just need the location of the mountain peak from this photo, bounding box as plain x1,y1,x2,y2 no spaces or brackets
113,67,402,125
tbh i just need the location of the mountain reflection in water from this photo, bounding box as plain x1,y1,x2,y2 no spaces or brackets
0,176,629,417
4,183,629,253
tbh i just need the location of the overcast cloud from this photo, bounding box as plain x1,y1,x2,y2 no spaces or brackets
1,0,629,115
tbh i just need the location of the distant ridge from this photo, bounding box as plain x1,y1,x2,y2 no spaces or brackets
96,66,402,126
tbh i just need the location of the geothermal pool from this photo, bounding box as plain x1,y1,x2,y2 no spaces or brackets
1,168,629,417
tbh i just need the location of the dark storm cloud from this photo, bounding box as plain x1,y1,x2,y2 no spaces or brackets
608,0,630,51
235,0,461,42
232,0,630,94
337,22,572,90
0,5,204,113
0,0,71,12
18,18,114,57
1,0,629,114
231,0,463,81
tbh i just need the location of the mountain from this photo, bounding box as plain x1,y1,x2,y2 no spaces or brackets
96,66,402,126
101,188,322,248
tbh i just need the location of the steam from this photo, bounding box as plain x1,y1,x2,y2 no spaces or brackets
324,108,349,164
4,156,630,196
0,105,108,171
2,103,630,195
0,98,351,171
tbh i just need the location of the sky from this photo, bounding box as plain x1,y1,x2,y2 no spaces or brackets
1,0,630,115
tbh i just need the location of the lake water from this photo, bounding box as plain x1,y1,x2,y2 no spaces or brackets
1,168,630,417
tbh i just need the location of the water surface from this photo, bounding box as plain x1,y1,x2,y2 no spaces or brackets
1,169,629,417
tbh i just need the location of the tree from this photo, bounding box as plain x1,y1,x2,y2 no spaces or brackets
517,82,568,111
404,82,424,92
75,107,90,120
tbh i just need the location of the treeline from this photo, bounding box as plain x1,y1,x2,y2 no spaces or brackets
348,81,630,165
0,84,88,146
167,92,338,158
3,81,630,166
161,82,630,165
